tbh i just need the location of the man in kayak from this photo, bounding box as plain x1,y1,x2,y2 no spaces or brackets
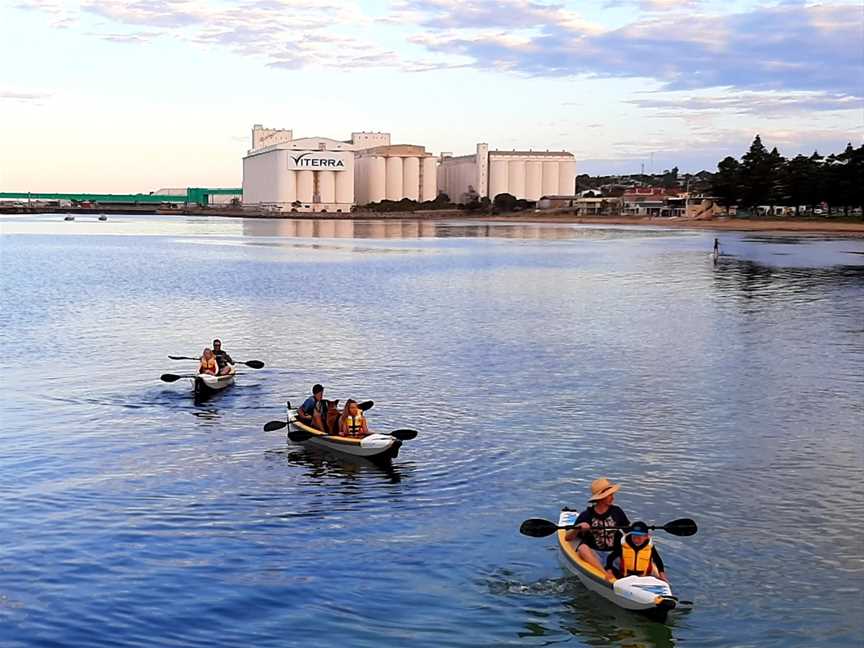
298,384,326,430
212,339,234,375
564,477,630,574
605,521,668,583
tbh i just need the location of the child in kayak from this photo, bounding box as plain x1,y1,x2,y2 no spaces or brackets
198,348,218,375
605,521,668,583
564,477,630,574
339,399,369,438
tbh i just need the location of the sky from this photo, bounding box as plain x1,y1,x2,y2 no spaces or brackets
0,0,861,192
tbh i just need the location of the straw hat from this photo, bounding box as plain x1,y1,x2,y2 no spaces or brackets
588,477,620,501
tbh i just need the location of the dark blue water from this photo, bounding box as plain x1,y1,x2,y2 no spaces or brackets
2,215,863,647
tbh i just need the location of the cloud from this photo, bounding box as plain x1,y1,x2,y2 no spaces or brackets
15,0,77,27
15,0,413,70
629,90,862,117
91,31,158,44
403,2,863,97
388,0,598,32
0,89,53,104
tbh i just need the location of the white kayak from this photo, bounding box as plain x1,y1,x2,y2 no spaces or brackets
286,406,401,461
194,366,235,398
556,510,678,621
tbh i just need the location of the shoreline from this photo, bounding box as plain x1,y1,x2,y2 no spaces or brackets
3,206,863,235
469,214,864,235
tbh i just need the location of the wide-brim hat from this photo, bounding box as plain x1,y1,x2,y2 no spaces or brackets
588,477,620,501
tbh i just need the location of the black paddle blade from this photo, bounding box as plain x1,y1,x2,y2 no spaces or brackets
288,429,315,442
359,400,374,411
168,355,198,361
519,518,561,538
243,360,265,369
263,420,287,432
661,518,698,536
160,373,185,383
389,429,417,441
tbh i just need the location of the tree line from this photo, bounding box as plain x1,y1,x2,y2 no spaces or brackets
712,136,864,217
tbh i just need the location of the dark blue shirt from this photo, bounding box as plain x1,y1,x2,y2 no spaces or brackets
300,396,321,416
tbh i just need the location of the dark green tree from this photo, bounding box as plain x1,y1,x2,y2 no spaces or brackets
834,143,863,217
712,156,740,214
492,192,519,212
660,166,679,188
739,135,773,213
779,154,816,217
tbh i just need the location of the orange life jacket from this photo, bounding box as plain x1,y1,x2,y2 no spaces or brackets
620,536,654,576
199,357,218,373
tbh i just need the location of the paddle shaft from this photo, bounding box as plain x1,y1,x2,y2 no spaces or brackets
519,517,697,538
168,355,264,368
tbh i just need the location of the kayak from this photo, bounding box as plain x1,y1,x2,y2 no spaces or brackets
194,365,235,399
286,404,401,462
556,510,678,621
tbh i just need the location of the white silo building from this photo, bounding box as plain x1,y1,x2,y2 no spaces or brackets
438,143,576,203
242,126,436,212
354,145,438,205
243,132,357,212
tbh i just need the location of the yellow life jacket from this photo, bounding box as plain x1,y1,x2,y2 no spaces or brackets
620,537,654,576
344,412,364,436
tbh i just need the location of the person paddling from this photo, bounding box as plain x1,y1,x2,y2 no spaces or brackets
212,339,234,375
605,520,668,583
564,477,631,574
298,384,326,430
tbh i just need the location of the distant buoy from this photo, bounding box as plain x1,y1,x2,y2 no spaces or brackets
64,215,75,221
98,215,108,221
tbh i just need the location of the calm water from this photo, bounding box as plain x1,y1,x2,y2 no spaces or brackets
1,214,863,647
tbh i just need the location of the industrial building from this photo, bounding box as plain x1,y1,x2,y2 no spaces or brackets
242,126,435,212
242,127,360,212
354,144,437,204
438,144,576,203
242,126,578,211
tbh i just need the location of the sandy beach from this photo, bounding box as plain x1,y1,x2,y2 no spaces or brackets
472,214,864,235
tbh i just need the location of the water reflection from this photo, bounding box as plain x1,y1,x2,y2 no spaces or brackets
266,445,404,484
712,256,864,299
239,218,675,241
559,589,678,648
487,570,680,647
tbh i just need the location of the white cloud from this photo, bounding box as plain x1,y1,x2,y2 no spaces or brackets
0,88,53,104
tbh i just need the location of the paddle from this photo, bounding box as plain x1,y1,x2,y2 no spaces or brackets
285,428,418,443
519,517,698,539
263,400,375,432
161,373,197,383
168,355,265,369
